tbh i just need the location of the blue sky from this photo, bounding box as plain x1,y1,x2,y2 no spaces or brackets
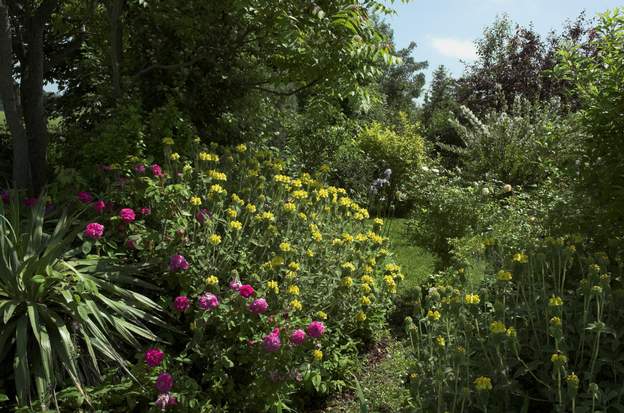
384,0,622,84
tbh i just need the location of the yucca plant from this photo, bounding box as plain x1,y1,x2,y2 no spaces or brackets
0,196,165,410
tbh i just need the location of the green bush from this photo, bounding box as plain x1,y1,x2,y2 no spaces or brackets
54,142,403,411
404,238,624,412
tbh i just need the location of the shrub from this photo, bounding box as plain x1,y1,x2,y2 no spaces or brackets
0,196,163,410
79,142,402,411
404,239,624,412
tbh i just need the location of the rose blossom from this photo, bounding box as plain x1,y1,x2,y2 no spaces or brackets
84,223,104,240
198,293,219,310
195,208,210,224
119,208,136,223
306,321,325,338
229,279,241,291
239,284,254,298
155,372,174,393
169,254,189,272
249,298,268,314
93,200,106,214
155,393,177,411
77,191,93,204
263,328,281,352
151,164,164,177
140,207,151,216
134,164,146,174
174,295,191,312
145,348,164,368
289,329,306,346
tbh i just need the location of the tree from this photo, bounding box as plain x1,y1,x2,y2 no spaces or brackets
421,65,460,148
0,0,87,192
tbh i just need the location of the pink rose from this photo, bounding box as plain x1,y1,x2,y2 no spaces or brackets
140,207,151,216
239,284,254,298
84,223,104,240
174,295,191,312
151,164,164,177
289,329,306,346
134,164,146,174
169,254,189,272
93,200,106,214
119,208,135,223
198,293,219,310
249,298,268,314
77,192,93,204
155,372,174,393
145,348,164,368
306,321,325,338
263,328,281,352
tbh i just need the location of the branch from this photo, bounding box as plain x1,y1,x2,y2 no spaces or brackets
250,78,323,96
133,56,204,78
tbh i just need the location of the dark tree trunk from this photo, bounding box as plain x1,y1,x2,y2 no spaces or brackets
21,18,48,194
0,0,30,190
107,0,124,98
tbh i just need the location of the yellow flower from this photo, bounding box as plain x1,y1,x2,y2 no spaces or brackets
361,284,371,293
235,143,247,153
283,202,296,213
182,163,193,174
436,335,446,347
279,242,291,252
342,277,353,287
373,218,384,226
566,373,579,388
548,296,563,307
316,188,329,199
551,352,568,365
384,275,396,288
550,316,562,327
208,170,227,181
256,211,275,221
317,311,328,320
427,310,441,321
231,193,244,205
292,190,308,199
474,376,492,391
267,280,279,294
385,263,401,273
199,152,219,162
206,275,219,285
190,196,202,206
169,152,180,161
312,349,323,361
210,184,226,195
226,208,238,218
512,252,529,263
209,234,222,245
341,262,356,273
290,299,303,311
229,220,243,230
361,296,371,306
306,249,315,257
162,137,174,145
496,270,513,282
245,203,257,213
362,275,375,285
312,231,322,241
356,311,367,322
270,256,285,268
288,262,300,271
464,294,481,304
506,327,517,337
298,212,307,221
490,321,506,335
287,285,300,295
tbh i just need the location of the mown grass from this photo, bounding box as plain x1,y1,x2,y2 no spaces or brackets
0,111,62,131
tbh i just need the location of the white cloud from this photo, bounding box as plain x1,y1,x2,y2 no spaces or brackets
430,37,477,61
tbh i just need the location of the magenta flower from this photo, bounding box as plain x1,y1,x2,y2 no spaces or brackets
23,197,38,208
155,372,174,393
263,328,281,352
195,208,210,224
93,200,106,214
77,192,93,204
198,293,219,310
249,298,268,314
134,164,146,174
239,284,254,298
155,393,177,410
84,223,104,240
140,207,151,216
145,348,164,368
229,279,241,291
290,329,306,346
174,295,191,312
119,208,136,223
151,164,164,177
306,321,325,339
169,254,189,272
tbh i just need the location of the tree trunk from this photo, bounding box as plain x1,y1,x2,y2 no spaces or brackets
108,0,124,98
20,17,49,194
0,1,30,190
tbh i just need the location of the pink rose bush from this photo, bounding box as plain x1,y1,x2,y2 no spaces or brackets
174,295,191,312
249,298,269,314
84,222,104,240
198,293,219,310
145,348,164,368
119,208,136,223
169,254,189,272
